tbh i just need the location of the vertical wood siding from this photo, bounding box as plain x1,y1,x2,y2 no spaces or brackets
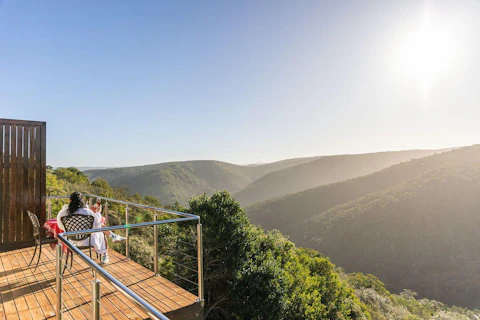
0,119,46,248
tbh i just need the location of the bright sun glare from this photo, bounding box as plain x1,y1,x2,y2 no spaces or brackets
394,6,458,96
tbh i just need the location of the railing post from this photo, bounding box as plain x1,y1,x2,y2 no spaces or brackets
197,222,204,306
56,243,63,320
125,205,129,259
154,213,158,274
92,273,101,320
104,201,109,225
47,198,52,220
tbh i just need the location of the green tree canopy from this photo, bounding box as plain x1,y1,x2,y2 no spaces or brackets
54,167,90,185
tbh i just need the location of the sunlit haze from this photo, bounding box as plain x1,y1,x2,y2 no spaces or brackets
1,0,478,167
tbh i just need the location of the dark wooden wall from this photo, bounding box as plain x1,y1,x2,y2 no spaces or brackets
0,119,46,250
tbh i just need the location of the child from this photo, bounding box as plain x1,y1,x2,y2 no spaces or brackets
92,198,127,245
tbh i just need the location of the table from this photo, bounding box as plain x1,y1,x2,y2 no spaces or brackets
44,219,63,238
43,219,63,250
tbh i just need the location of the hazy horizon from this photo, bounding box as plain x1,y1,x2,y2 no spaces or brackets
1,0,479,167
69,144,460,169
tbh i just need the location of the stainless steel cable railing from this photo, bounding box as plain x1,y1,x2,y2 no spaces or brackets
48,194,204,320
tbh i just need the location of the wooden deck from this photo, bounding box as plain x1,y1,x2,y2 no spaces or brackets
0,247,202,319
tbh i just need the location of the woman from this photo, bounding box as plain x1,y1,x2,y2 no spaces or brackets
57,192,111,264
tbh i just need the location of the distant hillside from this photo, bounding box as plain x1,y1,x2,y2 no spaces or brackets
248,145,480,308
85,157,319,205
247,150,451,240
77,166,111,171
235,149,446,206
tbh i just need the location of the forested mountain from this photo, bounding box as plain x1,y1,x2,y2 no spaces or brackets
84,150,444,207
247,150,453,241
247,145,480,309
85,158,320,205
49,167,479,319
235,149,446,206
77,166,110,171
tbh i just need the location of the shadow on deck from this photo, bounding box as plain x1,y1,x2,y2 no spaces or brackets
0,247,203,320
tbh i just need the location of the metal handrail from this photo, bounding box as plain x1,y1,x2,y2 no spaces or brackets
46,193,198,219
82,194,199,219
51,194,204,320
57,233,170,320
57,217,198,236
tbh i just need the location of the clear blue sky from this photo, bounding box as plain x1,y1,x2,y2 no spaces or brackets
1,0,479,167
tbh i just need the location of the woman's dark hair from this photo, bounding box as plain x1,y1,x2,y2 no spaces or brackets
67,191,85,216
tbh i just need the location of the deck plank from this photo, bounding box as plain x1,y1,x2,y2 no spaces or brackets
0,247,200,319
16,248,63,319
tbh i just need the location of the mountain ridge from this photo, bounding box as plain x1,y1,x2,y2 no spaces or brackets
247,145,480,308
235,149,449,206
246,148,455,241
86,149,449,207
85,157,321,205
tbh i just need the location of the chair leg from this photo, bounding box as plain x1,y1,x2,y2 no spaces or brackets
70,250,74,270
28,243,38,266
34,244,42,272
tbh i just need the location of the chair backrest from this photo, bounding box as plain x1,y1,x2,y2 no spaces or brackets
26,211,40,237
60,214,95,241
